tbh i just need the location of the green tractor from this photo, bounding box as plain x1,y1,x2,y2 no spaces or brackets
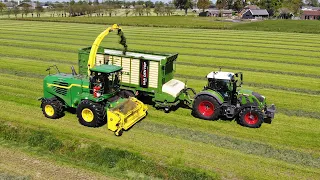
192,70,275,128
39,64,148,136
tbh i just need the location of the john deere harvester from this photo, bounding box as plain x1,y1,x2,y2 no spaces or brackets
39,25,147,136
192,70,275,128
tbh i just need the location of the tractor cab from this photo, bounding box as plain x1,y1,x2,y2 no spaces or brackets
206,71,241,97
89,64,122,98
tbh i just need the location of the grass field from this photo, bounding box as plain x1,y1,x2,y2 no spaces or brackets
0,20,319,179
5,17,320,33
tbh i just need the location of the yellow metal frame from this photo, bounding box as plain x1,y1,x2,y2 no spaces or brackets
87,24,122,76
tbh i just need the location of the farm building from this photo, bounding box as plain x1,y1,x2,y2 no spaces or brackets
301,10,320,20
199,9,233,17
241,9,269,19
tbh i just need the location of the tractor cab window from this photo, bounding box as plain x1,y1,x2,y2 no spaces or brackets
208,79,231,97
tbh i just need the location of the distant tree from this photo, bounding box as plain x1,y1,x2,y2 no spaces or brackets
173,0,193,15
13,6,20,18
154,2,164,16
233,0,243,12
145,6,151,16
216,0,226,9
0,2,6,16
35,3,44,17
305,0,319,7
134,5,144,16
19,3,31,17
197,0,210,12
283,0,302,15
145,0,154,8
125,8,130,16
7,7,11,18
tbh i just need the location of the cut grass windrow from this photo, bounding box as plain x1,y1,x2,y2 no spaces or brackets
135,120,320,169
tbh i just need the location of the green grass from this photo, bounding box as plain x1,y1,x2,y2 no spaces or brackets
233,20,320,34
7,16,234,29
0,20,319,179
4,17,320,34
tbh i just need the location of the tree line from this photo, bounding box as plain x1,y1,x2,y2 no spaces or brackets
0,0,176,18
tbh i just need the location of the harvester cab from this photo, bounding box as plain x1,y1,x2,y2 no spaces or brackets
89,65,121,99
193,70,275,128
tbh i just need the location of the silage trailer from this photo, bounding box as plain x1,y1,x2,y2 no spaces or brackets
78,47,196,112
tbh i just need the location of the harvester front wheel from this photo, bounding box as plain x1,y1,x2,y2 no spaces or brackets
193,95,220,120
77,100,106,127
238,108,263,128
41,98,64,119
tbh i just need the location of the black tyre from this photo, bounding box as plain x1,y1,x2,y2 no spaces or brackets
114,129,123,136
238,107,263,128
76,100,106,127
193,95,220,120
41,98,64,119
119,90,135,98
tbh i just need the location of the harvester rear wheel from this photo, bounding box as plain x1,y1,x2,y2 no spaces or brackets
193,95,220,120
77,100,106,127
238,108,263,128
41,98,64,119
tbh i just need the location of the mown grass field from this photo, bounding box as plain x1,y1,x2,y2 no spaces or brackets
7,17,320,34
0,20,319,179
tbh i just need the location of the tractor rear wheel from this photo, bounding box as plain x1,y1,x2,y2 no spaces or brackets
238,108,263,128
77,100,106,127
193,95,220,120
41,98,64,119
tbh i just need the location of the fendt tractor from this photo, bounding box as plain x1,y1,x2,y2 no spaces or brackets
39,25,147,136
76,24,276,128
193,71,276,128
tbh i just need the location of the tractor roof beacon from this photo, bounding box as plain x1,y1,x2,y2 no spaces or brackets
39,24,148,136
192,70,276,128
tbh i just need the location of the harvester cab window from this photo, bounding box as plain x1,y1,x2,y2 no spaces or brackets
105,71,121,94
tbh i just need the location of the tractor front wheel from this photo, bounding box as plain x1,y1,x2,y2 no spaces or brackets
77,100,106,127
238,108,263,128
41,98,64,119
193,95,220,120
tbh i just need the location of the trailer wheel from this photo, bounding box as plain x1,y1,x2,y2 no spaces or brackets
41,98,64,119
238,108,263,128
77,100,106,127
193,95,220,120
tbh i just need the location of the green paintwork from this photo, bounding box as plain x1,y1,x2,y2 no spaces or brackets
202,89,225,103
90,64,122,74
238,89,266,109
42,64,123,109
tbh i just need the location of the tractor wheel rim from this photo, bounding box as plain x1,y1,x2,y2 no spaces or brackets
45,105,54,116
244,112,258,125
198,101,214,117
82,108,94,122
